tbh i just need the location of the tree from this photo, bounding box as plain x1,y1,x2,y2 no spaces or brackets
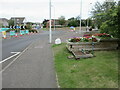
91,1,116,28
42,19,49,28
25,22,33,30
91,1,119,38
67,16,85,27
26,22,34,25
58,16,66,26
68,20,78,27
8,20,14,26
67,17,76,27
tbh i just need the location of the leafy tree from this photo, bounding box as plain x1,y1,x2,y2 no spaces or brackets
8,20,14,26
58,16,66,26
68,20,78,27
76,16,86,26
25,22,33,30
26,24,32,30
91,1,116,28
26,22,34,25
68,17,75,21
67,17,85,27
42,19,49,28
91,1,119,38
67,17,78,27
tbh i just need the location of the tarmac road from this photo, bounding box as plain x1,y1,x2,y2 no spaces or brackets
2,33,42,60
2,30,63,60
2,30,70,69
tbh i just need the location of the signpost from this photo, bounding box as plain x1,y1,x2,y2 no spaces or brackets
25,30,29,35
10,30,16,37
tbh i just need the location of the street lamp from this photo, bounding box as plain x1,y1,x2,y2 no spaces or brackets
86,3,92,31
79,0,82,34
49,0,52,43
53,6,55,31
51,5,56,31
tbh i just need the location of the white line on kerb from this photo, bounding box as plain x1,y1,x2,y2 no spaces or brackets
0,52,21,64
56,73,60,88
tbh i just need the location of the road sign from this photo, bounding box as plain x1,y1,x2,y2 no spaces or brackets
10,31,16,36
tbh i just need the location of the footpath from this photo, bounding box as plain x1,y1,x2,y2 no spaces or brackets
2,37,57,88
2,29,84,88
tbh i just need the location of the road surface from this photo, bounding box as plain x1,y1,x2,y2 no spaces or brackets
2,30,67,68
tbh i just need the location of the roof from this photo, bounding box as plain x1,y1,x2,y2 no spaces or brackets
0,18,8,21
10,17,25,19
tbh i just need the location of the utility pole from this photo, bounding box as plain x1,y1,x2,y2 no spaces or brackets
53,6,55,31
51,5,55,31
87,18,89,31
86,3,92,31
79,0,82,34
49,0,52,43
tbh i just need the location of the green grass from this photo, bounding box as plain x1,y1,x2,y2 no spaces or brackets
52,43,118,88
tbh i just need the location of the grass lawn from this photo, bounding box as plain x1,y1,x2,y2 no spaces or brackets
52,43,118,88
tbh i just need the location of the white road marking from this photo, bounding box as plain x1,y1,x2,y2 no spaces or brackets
34,46,43,48
1,41,34,72
0,52,21,64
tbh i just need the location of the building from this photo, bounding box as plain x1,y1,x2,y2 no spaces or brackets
0,18,9,27
46,19,61,28
32,22,41,29
10,17,25,25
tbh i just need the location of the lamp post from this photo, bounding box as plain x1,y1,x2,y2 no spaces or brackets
86,18,89,31
53,6,55,31
13,8,16,26
79,0,82,34
49,0,52,43
86,3,92,31
51,5,55,31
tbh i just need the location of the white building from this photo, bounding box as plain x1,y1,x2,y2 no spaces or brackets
10,17,25,25
0,18,9,27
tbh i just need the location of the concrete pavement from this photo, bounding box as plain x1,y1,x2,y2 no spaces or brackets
2,38,57,88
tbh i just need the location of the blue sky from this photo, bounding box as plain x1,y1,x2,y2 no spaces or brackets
0,0,116,22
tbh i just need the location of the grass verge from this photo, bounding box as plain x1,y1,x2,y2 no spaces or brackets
52,43,118,88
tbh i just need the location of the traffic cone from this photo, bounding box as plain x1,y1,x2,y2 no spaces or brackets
15,33,18,37
3,35,7,39
3,37,7,39
20,33,23,36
